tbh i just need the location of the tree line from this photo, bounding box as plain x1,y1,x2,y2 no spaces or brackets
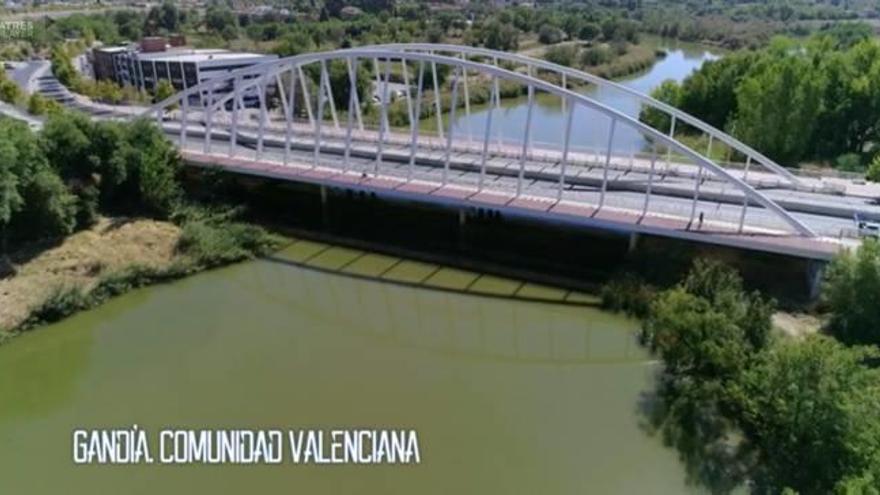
0,112,181,251
618,257,880,493
641,26,880,170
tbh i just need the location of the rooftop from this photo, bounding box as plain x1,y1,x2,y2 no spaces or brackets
136,48,277,63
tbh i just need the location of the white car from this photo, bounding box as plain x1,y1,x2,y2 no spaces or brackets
858,221,880,238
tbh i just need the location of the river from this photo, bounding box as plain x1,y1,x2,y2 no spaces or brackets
449,38,721,153
0,43,721,493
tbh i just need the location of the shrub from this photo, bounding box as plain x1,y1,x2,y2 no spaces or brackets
600,274,656,318
0,82,20,104
823,239,880,346
867,154,880,182
538,25,564,45
544,44,579,68
835,152,864,172
580,45,612,66
22,285,88,328
174,206,283,268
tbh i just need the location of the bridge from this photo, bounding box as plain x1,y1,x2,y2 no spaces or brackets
18,44,875,261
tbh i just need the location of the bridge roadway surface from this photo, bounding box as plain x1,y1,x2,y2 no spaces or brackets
169,124,848,260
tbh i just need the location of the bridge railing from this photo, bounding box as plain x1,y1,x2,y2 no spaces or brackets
369,43,804,190
146,48,817,238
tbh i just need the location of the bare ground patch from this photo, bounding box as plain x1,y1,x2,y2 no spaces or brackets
0,217,181,330
773,311,823,339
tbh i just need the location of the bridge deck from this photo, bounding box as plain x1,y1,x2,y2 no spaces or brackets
183,150,844,261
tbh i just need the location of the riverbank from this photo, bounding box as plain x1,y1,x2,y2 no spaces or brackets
0,212,285,345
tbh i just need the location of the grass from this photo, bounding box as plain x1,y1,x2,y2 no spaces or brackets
0,207,286,341
0,217,181,329
585,42,663,80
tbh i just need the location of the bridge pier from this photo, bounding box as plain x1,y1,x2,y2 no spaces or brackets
628,232,640,254
806,259,826,301
320,185,329,228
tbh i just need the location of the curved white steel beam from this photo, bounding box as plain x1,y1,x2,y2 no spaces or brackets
143,48,816,237
369,43,802,187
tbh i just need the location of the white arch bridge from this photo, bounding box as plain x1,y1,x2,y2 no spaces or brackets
145,45,846,260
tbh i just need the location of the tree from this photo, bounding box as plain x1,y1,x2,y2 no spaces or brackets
734,336,880,493
153,79,176,104
820,21,873,49
537,25,564,45
144,1,180,35
645,259,773,380
103,119,182,217
580,45,612,66
0,79,21,104
867,154,880,182
480,21,519,52
823,240,880,346
641,79,681,133
577,22,600,41
205,5,238,39
0,139,23,252
543,44,578,68
0,119,76,246
676,52,755,130
732,46,825,165
273,30,315,57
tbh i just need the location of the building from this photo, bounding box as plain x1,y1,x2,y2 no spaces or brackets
90,38,278,107
91,46,131,84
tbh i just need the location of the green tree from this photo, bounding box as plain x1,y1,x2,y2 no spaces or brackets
153,79,176,105
0,119,76,246
481,21,519,52
732,46,825,165
734,336,880,493
144,1,180,35
0,139,23,252
102,119,182,217
823,239,880,346
537,25,564,45
646,259,773,380
867,154,880,182
577,22,600,41
675,52,755,131
544,44,578,68
0,78,20,104
205,5,238,40
273,30,316,57
641,79,681,133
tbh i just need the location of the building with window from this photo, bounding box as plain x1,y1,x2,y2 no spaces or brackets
90,39,277,107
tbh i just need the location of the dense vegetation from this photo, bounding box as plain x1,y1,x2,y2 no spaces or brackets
0,111,281,333
636,259,880,493
0,111,183,249
642,26,880,169
823,239,880,347
20,0,864,63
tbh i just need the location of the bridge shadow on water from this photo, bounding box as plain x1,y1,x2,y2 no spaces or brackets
233,237,652,367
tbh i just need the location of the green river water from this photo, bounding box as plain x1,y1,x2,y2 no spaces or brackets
0,244,697,493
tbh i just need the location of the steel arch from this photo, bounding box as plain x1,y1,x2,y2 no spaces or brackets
369,43,801,187
143,47,817,237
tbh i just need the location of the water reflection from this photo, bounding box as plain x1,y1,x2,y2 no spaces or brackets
237,257,647,366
